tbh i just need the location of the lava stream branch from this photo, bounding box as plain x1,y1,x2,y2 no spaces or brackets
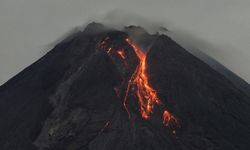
125,38,178,129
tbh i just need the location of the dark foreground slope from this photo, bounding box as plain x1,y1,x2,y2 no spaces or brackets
0,23,250,150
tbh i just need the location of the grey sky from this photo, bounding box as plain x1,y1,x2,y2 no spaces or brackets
0,0,250,85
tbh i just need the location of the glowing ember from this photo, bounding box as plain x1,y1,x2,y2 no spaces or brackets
107,47,112,53
163,110,178,126
117,49,126,59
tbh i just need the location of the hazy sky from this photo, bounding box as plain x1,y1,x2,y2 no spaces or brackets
0,0,250,85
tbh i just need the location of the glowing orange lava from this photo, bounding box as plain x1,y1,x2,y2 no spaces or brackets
99,37,179,131
117,49,126,59
125,38,178,128
163,110,178,126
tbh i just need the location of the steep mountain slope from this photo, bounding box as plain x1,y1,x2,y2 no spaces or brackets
147,35,250,150
0,23,249,150
186,47,250,98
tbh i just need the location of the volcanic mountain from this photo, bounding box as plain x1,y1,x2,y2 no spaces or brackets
0,23,250,150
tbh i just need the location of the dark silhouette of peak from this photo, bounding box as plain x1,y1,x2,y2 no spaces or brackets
125,25,148,35
0,23,249,150
83,22,111,34
124,25,158,51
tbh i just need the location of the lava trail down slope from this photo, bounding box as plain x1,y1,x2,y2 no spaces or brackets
100,36,179,133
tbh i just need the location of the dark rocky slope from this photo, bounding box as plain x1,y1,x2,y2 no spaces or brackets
187,47,250,98
0,23,249,150
147,35,250,150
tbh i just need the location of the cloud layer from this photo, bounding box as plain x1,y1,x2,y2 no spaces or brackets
0,0,250,85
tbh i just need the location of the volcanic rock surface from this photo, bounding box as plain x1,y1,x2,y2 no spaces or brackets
0,23,250,150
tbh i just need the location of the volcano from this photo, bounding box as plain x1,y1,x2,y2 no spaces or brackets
0,23,250,150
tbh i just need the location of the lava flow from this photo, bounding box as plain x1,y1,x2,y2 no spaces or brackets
125,38,178,129
99,36,179,131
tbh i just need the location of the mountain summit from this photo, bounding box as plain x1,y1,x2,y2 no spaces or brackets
0,23,250,150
